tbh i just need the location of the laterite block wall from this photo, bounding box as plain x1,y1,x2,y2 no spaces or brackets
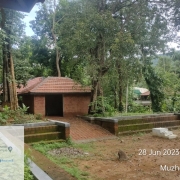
34,96,45,116
63,93,91,117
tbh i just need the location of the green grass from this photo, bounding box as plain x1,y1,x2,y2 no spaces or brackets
86,111,157,118
133,132,146,137
32,140,94,180
113,112,154,117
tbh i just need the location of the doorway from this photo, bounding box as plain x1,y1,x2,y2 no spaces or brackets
45,95,63,116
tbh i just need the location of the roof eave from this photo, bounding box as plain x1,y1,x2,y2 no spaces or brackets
0,0,45,12
18,92,91,95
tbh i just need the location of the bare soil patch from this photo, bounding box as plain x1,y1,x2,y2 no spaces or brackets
68,129,180,180
48,147,89,157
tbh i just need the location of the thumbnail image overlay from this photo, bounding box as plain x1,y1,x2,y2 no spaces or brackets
0,126,24,180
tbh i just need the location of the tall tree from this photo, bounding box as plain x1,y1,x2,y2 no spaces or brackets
29,0,178,114
30,0,63,76
0,9,25,110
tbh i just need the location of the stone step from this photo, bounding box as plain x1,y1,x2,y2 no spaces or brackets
118,120,180,132
25,125,59,135
118,116,179,125
118,125,180,136
25,132,62,143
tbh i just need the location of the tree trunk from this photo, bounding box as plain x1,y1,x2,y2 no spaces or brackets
52,0,61,77
9,53,18,110
88,1,109,114
125,82,128,113
88,79,98,114
1,8,18,110
2,44,9,103
114,92,118,109
117,62,123,112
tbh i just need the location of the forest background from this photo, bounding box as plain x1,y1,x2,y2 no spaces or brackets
0,0,180,116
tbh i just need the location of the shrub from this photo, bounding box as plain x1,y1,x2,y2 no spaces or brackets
128,103,150,113
90,96,116,116
35,113,43,120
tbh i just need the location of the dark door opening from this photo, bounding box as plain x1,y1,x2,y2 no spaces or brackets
45,95,63,116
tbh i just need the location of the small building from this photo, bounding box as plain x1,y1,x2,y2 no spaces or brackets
17,77,91,117
133,87,151,106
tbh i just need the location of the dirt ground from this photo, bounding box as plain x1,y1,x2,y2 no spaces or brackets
70,129,180,180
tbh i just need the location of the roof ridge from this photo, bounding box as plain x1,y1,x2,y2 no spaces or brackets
20,77,43,93
30,77,47,92
19,76,91,94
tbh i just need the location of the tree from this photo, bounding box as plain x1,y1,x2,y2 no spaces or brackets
29,0,179,114
30,0,63,76
29,36,54,77
13,36,33,86
0,9,25,110
156,54,180,112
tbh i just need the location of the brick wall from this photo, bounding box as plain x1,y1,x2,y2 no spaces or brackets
34,95,45,116
22,95,34,114
63,93,91,117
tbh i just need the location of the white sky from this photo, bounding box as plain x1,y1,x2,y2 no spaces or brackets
23,4,39,36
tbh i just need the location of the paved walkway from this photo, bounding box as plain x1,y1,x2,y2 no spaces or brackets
47,116,117,142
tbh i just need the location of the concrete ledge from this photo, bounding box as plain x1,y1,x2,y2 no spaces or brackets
174,113,180,116
48,120,70,127
115,113,175,120
48,120,70,140
78,116,118,123
94,117,118,123
79,116,118,135
79,113,179,136
15,121,70,142
14,122,55,127
28,159,53,180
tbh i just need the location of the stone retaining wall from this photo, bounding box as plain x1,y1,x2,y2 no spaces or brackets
14,121,70,142
80,113,180,136
79,116,118,135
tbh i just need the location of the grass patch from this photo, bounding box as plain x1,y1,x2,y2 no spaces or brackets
134,132,146,136
114,112,154,117
32,140,94,180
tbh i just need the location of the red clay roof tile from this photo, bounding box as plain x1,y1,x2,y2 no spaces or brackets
141,91,150,96
17,77,91,94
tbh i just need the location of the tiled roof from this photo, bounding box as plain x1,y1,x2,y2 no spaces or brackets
141,91,150,96
17,77,44,93
17,77,91,94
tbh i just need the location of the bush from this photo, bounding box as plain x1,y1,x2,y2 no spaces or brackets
35,113,43,120
128,103,150,113
90,96,117,116
0,104,41,125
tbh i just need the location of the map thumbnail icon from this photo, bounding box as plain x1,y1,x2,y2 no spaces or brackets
8,146,13,152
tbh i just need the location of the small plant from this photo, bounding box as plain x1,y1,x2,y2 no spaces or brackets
66,137,74,146
35,113,42,120
0,112,8,124
3,105,10,113
24,150,34,180
136,132,146,136
0,105,11,125
19,103,29,114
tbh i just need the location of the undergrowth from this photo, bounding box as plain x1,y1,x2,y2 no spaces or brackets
32,140,94,180
0,104,44,125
